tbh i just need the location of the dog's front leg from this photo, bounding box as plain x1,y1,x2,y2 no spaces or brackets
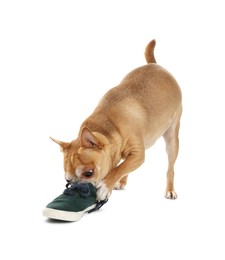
96,148,145,201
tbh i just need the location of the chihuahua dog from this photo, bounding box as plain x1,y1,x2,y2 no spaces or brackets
51,39,182,201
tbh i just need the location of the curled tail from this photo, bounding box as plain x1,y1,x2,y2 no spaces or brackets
145,39,156,63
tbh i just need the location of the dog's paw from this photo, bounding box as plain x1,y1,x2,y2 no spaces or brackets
114,176,128,190
96,181,112,201
113,181,126,190
165,191,178,200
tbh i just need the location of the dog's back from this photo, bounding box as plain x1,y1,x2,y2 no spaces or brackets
84,40,182,148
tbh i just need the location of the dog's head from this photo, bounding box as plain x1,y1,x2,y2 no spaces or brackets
51,127,113,184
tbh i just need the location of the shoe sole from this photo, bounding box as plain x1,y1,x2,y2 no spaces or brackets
43,204,96,222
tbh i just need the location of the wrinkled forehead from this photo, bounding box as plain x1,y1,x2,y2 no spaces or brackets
77,147,98,163
64,147,95,166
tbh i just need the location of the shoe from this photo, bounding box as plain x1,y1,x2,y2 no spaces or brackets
43,182,107,222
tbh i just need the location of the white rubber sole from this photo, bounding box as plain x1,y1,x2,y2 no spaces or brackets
43,204,96,222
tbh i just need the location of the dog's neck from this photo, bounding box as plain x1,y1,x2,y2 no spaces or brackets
81,116,117,138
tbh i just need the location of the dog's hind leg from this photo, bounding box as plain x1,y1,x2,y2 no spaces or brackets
114,175,128,190
163,109,182,199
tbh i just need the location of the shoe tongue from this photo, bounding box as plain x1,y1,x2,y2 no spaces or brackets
64,182,94,198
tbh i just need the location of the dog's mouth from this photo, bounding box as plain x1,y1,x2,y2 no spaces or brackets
65,173,79,183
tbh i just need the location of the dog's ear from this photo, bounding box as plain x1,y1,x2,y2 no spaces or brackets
81,127,102,149
50,137,71,151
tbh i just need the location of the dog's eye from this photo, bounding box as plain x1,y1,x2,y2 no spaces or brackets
83,170,93,178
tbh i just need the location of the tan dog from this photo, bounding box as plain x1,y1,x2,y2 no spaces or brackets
52,39,182,201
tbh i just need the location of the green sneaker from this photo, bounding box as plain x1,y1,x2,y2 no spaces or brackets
43,182,107,222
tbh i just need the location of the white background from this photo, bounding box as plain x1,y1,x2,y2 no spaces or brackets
0,0,225,259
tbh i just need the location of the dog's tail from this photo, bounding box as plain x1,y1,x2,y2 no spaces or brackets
145,39,156,64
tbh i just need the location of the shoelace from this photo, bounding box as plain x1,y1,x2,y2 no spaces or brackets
64,182,91,197
63,182,108,213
